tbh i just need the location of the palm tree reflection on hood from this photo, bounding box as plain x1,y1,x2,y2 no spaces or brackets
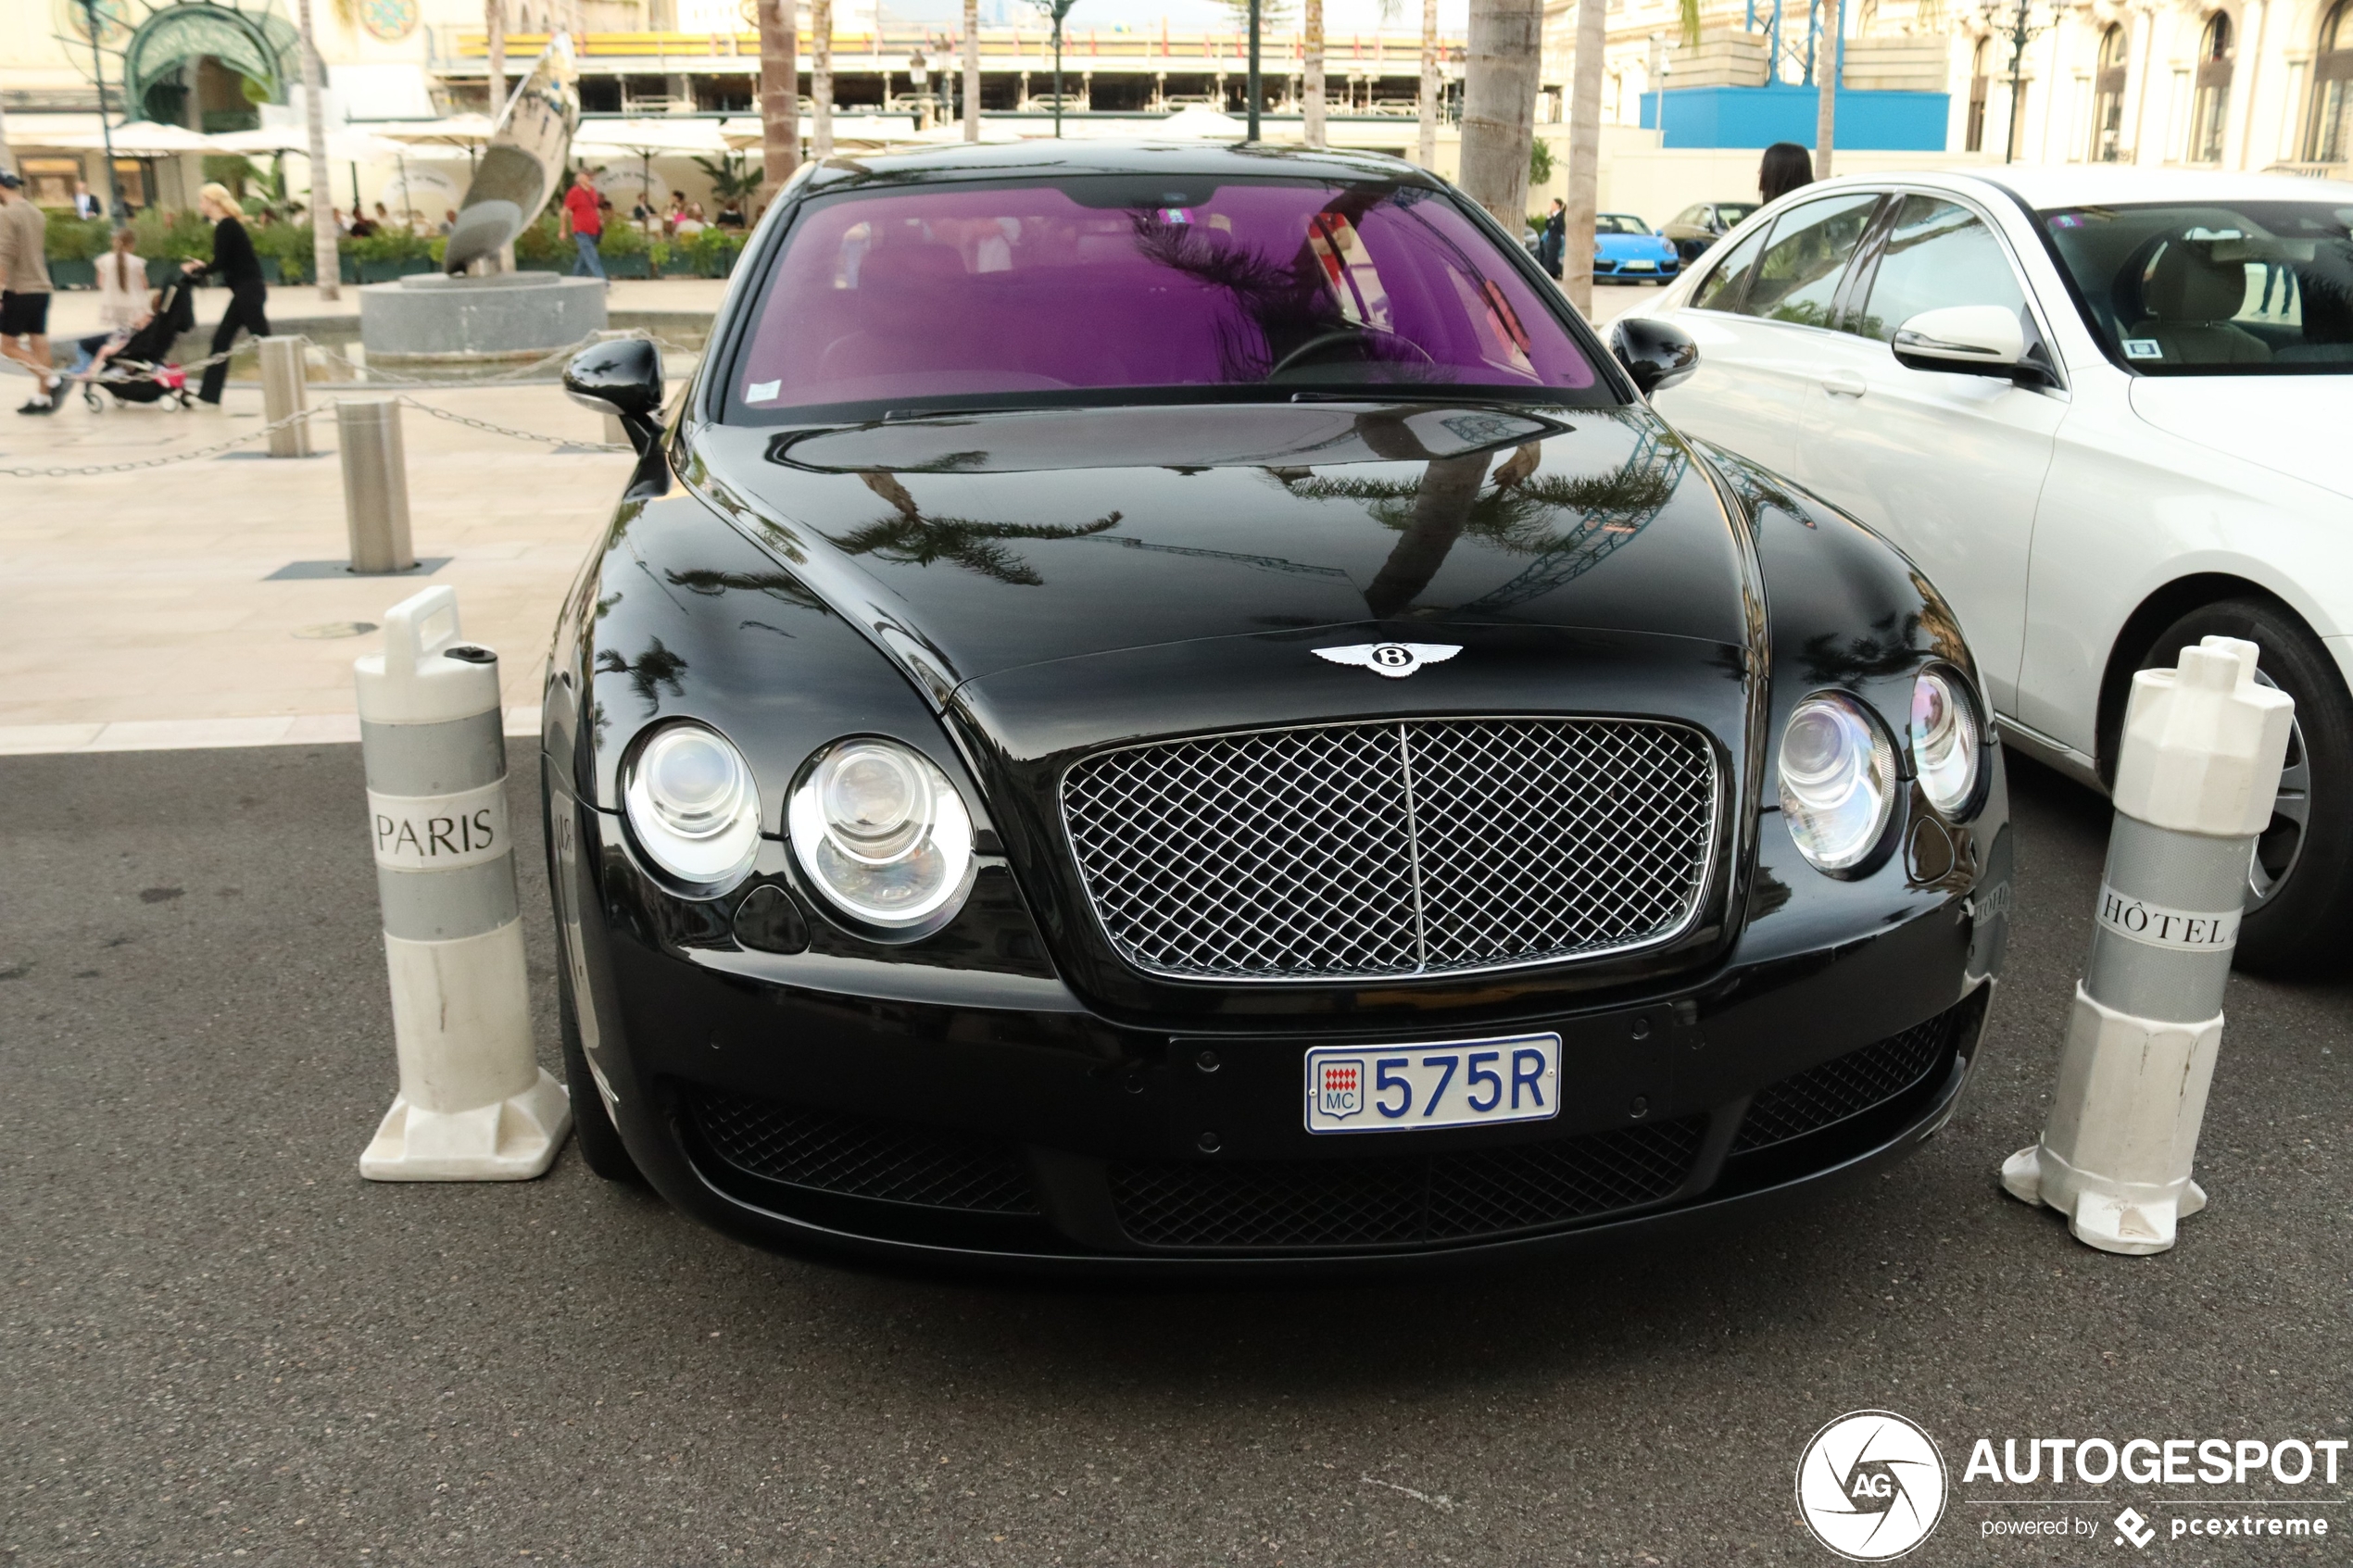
1282,439,1682,618
830,470,1124,586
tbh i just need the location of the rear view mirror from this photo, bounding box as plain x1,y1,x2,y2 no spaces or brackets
1609,317,1701,397
564,337,665,454
1892,307,2030,378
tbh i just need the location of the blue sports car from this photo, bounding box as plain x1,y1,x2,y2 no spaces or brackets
1592,213,1681,282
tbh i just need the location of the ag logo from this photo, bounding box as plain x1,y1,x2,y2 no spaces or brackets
1795,1411,1947,1561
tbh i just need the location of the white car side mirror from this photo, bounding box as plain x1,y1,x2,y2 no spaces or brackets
1892,306,2029,375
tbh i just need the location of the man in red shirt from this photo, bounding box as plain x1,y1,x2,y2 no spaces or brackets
561,170,605,281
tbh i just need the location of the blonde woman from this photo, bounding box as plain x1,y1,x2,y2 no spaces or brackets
181,182,269,407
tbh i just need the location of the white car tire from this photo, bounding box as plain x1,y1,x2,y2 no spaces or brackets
2129,599,2353,977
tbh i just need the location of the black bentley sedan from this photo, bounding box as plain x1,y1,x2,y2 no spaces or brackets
548,142,2010,1273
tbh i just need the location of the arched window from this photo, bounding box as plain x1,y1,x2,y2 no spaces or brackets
2310,0,2353,162
2091,23,2129,161
1967,38,1992,153
2190,12,2233,162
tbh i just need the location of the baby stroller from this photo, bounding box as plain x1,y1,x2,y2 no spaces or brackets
80,274,198,411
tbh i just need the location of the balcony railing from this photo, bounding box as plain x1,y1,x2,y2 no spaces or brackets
443,27,1460,68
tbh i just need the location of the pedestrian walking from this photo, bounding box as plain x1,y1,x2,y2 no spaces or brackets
562,171,606,281
181,182,270,408
1759,142,1814,205
0,170,61,416
1538,196,1567,281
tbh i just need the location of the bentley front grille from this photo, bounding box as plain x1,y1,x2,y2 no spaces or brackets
1060,718,1718,981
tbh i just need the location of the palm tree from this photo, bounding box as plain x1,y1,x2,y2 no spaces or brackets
296,0,338,298
1303,0,1325,147
963,0,981,140
1416,0,1438,168
812,0,834,157
757,0,799,207
486,0,506,120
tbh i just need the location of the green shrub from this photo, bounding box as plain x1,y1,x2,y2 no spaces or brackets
131,207,218,263
42,211,111,262
598,223,648,257
512,211,565,264
247,220,317,281
345,229,435,263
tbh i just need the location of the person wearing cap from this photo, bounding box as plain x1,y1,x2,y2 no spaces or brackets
0,170,61,415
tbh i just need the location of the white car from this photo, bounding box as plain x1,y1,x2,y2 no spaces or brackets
1627,166,2353,974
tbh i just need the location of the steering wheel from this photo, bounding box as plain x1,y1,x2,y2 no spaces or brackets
1264,326,1436,380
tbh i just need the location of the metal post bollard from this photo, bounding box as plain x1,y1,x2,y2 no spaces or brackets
2001,636,2293,1253
356,585,571,1180
338,398,416,575
258,335,310,457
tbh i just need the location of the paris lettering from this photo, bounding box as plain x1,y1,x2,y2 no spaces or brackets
366,784,510,871
375,808,497,860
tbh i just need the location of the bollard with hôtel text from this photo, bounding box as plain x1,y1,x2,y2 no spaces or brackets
2002,635,2294,1254
355,585,571,1180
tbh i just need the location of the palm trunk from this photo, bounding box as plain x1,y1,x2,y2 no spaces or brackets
1303,0,1326,147
1458,0,1541,236
486,0,507,119
297,0,339,298
1815,0,1841,177
1564,0,1604,314
1416,0,1439,168
812,0,834,156
963,0,981,140
757,0,799,207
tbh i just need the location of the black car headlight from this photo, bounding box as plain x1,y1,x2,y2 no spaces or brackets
1909,665,1985,820
623,721,763,892
1779,693,1898,872
788,738,975,930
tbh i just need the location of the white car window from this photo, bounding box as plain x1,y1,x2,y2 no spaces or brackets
1740,193,1881,329
1690,225,1769,312
1850,196,2029,344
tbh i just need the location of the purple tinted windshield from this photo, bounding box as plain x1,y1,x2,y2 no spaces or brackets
731,178,1598,414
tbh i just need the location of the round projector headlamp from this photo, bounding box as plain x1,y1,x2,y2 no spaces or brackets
623,721,762,890
1779,693,1898,872
789,738,975,930
1910,666,1984,820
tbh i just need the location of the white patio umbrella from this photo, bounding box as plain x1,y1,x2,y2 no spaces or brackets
44,121,221,154
369,114,499,150
575,119,735,226
1156,104,1250,140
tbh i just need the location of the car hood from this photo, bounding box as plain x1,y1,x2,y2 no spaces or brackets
2130,374,2353,501
1596,234,1674,258
686,400,1751,697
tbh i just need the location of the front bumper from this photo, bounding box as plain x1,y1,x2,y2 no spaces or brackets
557,796,2007,1276
1594,257,1680,280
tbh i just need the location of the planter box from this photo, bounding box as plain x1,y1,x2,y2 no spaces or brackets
358,257,439,283
48,258,98,290
601,252,652,278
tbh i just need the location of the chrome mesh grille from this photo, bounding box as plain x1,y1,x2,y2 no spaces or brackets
1061,719,1717,981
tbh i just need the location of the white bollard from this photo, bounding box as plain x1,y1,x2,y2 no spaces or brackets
2001,636,2293,1253
356,585,571,1181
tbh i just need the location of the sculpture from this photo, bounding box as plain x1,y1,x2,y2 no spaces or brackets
444,33,580,275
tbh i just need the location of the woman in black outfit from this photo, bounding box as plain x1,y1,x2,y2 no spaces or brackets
183,182,269,407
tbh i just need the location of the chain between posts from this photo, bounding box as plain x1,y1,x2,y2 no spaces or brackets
0,394,633,478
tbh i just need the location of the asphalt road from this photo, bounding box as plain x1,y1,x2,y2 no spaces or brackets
3,742,2347,1566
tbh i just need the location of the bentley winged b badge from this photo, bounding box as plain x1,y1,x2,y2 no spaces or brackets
1313,642,1464,679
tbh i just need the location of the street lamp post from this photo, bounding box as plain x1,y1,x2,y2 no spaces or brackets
1981,0,2052,164
78,0,126,219
1027,0,1076,137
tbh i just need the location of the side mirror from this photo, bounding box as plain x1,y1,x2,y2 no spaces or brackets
1609,317,1700,397
563,337,664,454
1891,306,2030,379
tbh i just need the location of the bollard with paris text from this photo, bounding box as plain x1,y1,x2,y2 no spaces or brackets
356,585,571,1180
2001,636,2292,1254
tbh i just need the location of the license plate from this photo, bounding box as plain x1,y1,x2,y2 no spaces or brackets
1304,1034,1561,1134
1625,259,1656,271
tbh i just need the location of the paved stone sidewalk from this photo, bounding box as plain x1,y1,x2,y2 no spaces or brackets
0,379,634,749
